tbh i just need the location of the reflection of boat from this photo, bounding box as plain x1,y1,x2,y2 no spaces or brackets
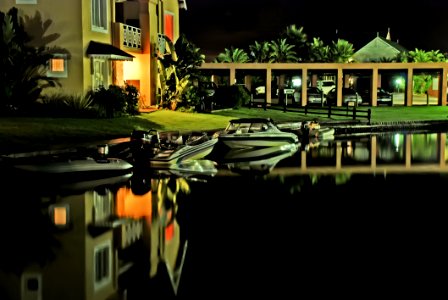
131,130,218,167
309,127,335,140
5,149,134,192
214,118,299,149
220,143,299,175
152,159,218,178
13,157,133,175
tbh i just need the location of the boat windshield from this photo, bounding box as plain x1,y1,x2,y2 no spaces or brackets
225,122,271,134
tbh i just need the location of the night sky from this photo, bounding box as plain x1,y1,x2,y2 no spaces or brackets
180,0,448,61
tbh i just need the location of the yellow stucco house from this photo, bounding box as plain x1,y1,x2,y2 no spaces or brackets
0,0,188,109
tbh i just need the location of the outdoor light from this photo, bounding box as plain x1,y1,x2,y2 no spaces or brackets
395,78,403,93
292,77,301,87
394,133,400,152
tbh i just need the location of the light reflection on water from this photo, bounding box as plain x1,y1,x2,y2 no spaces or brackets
0,131,446,299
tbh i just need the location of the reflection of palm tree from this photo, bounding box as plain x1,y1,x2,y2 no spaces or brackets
149,177,190,295
0,187,60,275
157,177,190,216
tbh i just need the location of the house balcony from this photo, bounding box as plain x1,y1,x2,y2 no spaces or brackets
113,22,142,52
88,218,143,249
115,218,144,249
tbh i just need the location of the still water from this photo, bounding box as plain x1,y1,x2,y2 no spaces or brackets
1,130,446,299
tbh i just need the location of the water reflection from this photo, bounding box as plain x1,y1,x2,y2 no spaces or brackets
1,130,446,298
115,174,190,297
270,131,448,175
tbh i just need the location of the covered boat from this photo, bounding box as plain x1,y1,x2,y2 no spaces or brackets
213,118,299,149
6,145,133,185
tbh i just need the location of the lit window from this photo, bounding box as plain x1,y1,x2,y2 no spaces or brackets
164,12,174,42
91,0,108,32
49,204,70,227
16,0,37,4
94,241,112,291
51,58,64,72
47,54,68,78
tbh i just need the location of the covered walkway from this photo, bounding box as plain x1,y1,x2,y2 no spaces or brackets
199,62,448,107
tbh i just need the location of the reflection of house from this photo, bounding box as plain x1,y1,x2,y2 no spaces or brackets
0,0,187,109
352,29,408,63
0,173,149,300
0,173,188,299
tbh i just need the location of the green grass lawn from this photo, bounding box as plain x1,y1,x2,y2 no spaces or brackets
1,106,448,154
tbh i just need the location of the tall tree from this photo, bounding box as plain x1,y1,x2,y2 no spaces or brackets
407,48,445,95
282,24,308,61
157,34,191,110
329,39,355,63
215,47,250,63
269,38,298,63
174,33,205,81
0,7,66,114
248,41,271,63
309,37,331,62
269,38,298,105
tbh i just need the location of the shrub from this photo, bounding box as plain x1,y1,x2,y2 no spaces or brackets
214,84,251,109
33,92,94,117
124,83,140,115
88,84,140,118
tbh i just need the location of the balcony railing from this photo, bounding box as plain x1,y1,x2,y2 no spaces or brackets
114,23,141,50
115,219,144,249
123,24,141,49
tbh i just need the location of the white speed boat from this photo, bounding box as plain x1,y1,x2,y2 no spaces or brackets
131,130,218,168
214,118,299,149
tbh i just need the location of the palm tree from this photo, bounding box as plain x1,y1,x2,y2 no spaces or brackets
427,50,446,62
0,7,64,114
309,37,331,62
174,33,205,81
269,38,298,63
408,49,444,95
157,34,189,110
248,41,271,63
408,48,430,63
215,47,250,63
269,39,298,105
282,24,308,61
329,39,355,63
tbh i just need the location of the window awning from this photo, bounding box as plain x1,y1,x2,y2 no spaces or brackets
86,41,135,61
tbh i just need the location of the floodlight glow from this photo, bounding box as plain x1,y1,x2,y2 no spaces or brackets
292,78,301,87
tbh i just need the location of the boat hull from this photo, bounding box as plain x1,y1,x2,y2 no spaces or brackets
14,158,133,174
222,143,299,174
149,138,218,168
219,134,298,149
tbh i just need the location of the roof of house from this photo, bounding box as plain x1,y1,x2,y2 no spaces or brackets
352,33,408,62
